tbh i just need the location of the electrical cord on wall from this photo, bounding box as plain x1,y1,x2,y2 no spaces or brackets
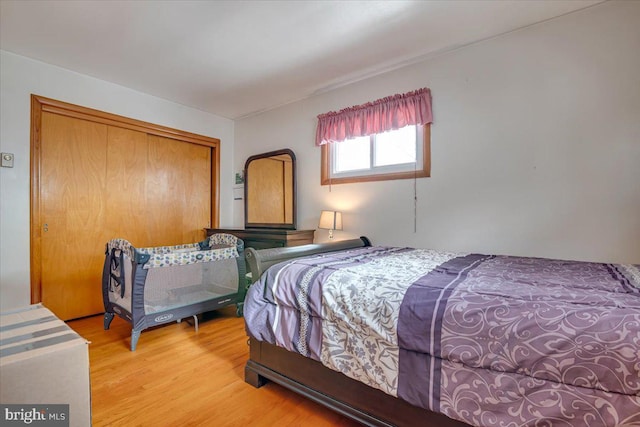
414,162,417,233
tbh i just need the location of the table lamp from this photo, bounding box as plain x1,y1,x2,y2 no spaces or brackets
318,210,343,239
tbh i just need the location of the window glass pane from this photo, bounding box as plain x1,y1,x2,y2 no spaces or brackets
334,136,370,172
374,126,416,167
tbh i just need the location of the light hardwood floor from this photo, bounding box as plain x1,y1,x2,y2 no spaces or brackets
68,307,360,426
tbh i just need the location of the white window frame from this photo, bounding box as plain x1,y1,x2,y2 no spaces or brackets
330,125,424,179
321,124,430,185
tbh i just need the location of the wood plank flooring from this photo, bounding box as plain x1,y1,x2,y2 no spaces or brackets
68,308,360,426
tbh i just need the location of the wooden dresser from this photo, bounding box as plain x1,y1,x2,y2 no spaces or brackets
205,228,315,250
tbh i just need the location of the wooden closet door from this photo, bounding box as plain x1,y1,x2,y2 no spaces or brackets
38,114,213,320
104,126,149,245
145,135,212,246
40,112,109,320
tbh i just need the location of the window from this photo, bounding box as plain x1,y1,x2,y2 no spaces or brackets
321,124,430,185
316,87,432,185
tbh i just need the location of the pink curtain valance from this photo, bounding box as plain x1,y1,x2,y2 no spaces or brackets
315,87,432,146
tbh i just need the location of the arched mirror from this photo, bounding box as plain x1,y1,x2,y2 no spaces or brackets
244,149,296,229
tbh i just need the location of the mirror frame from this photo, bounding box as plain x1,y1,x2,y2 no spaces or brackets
244,148,297,230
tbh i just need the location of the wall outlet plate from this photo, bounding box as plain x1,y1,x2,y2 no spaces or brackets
1,152,14,168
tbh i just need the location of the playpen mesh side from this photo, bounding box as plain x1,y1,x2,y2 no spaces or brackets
142,257,239,314
107,251,134,309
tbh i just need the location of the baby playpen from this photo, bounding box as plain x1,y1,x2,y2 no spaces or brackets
102,233,246,350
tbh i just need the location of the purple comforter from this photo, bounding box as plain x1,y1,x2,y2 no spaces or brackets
244,246,640,426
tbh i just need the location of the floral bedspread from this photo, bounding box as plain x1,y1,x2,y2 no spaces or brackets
243,246,640,426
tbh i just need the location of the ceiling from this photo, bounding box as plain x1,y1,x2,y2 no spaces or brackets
1,0,602,120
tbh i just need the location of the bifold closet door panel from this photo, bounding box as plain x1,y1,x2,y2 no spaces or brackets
40,112,109,320
145,134,211,246
104,125,149,245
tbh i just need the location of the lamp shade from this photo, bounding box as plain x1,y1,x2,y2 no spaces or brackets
318,210,343,230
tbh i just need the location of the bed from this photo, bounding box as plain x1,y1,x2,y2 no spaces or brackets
243,237,640,426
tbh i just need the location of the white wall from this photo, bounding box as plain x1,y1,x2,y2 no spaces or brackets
0,51,235,310
235,1,640,264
